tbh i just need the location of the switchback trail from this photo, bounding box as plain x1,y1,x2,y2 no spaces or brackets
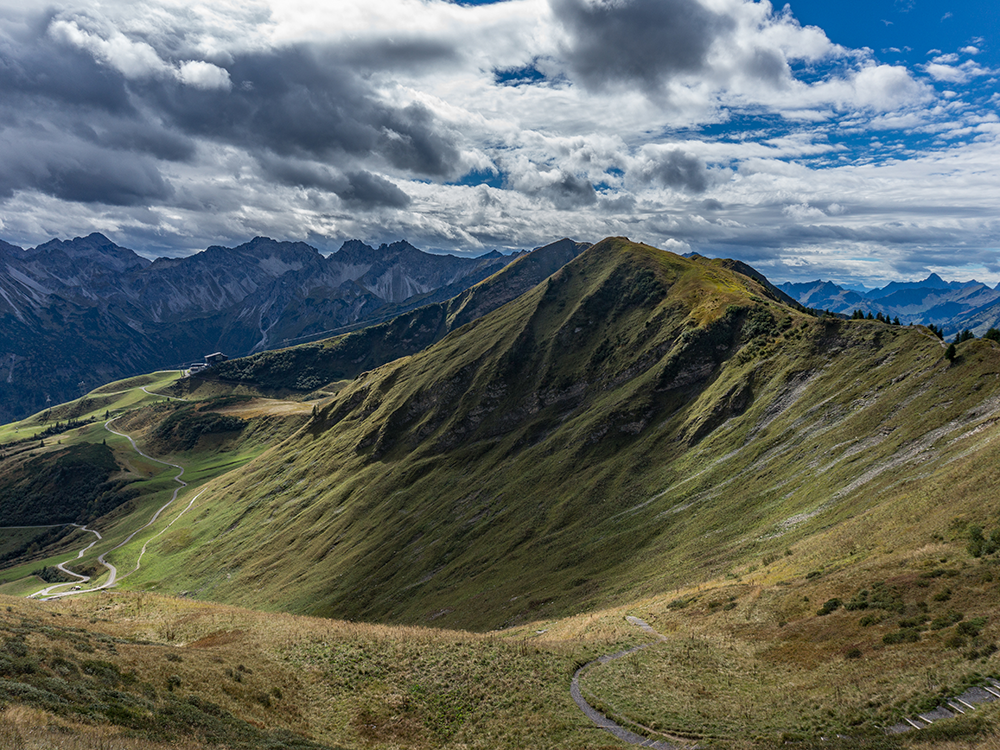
18,523,103,598
29,416,200,600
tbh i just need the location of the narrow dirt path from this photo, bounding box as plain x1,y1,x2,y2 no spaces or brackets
571,616,682,749
141,385,188,401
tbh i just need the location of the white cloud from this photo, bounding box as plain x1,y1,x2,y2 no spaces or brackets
177,60,232,90
924,60,992,84
0,0,997,286
48,17,171,80
49,12,234,90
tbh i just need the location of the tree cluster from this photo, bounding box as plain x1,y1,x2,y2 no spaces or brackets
849,310,900,325
953,329,975,344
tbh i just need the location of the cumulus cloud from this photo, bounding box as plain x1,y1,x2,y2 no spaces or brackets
177,60,232,90
48,17,171,80
0,0,996,286
924,59,992,84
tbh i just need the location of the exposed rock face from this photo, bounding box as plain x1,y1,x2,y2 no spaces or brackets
0,233,521,422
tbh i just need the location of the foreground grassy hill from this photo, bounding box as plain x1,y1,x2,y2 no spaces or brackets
1,571,998,749
102,238,1000,636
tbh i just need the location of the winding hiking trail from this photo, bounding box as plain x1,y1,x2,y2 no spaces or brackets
28,416,201,600
574,617,1000,746
572,616,681,749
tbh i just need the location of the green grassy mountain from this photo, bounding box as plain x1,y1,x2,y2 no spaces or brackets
112,238,1000,635
3,238,1000,748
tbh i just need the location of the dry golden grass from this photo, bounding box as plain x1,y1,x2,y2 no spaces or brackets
0,705,209,750
0,592,639,750
206,398,316,418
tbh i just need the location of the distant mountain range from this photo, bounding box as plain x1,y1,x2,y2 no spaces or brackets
8,232,1000,426
777,273,1000,334
0,233,520,423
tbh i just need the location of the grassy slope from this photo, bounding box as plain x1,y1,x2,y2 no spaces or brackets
0,591,624,750
0,375,310,599
127,239,1000,639
3,240,1000,747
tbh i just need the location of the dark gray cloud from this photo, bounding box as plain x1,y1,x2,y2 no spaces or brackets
338,171,410,208
145,46,461,177
261,157,410,208
0,31,133,114
550,0,734,93
633,150,710,192
0,136,172,205
337,36,457,72
0,17,459,211
70,116,196,162
541,171,598,209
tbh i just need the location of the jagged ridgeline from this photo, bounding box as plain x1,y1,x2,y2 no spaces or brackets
193,238,591,395
147,237,1000,630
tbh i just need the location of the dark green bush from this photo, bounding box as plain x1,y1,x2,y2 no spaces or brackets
883,628,921,645
817,598,841,616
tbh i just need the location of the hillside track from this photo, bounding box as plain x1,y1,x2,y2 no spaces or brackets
141,385,188,401
571,617,686,749
28,415,200,600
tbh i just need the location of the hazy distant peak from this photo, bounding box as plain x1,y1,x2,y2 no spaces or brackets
28,233,149,271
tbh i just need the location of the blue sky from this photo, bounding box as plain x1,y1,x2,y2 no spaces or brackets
0,0,998,287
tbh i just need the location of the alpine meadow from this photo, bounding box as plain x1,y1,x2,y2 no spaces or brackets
2,237,1000,749
4,0,1000,744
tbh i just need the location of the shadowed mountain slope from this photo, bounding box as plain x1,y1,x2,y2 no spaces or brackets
197,238,591,394
117,238,1000,633
0,234,519,422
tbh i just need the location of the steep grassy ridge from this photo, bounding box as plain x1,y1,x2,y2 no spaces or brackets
115,237,1000,631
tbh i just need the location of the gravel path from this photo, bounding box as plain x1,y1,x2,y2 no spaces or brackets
887,678,1000,734
571,616,681,749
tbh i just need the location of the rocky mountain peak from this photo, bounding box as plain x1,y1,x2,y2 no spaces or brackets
28,233,149,272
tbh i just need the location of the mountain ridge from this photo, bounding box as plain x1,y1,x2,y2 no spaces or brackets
136,237,1000,630
0,233,521,423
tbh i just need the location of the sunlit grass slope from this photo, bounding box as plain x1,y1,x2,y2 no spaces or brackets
0,592,617,750
134,237,1000,635
0,375,310,598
